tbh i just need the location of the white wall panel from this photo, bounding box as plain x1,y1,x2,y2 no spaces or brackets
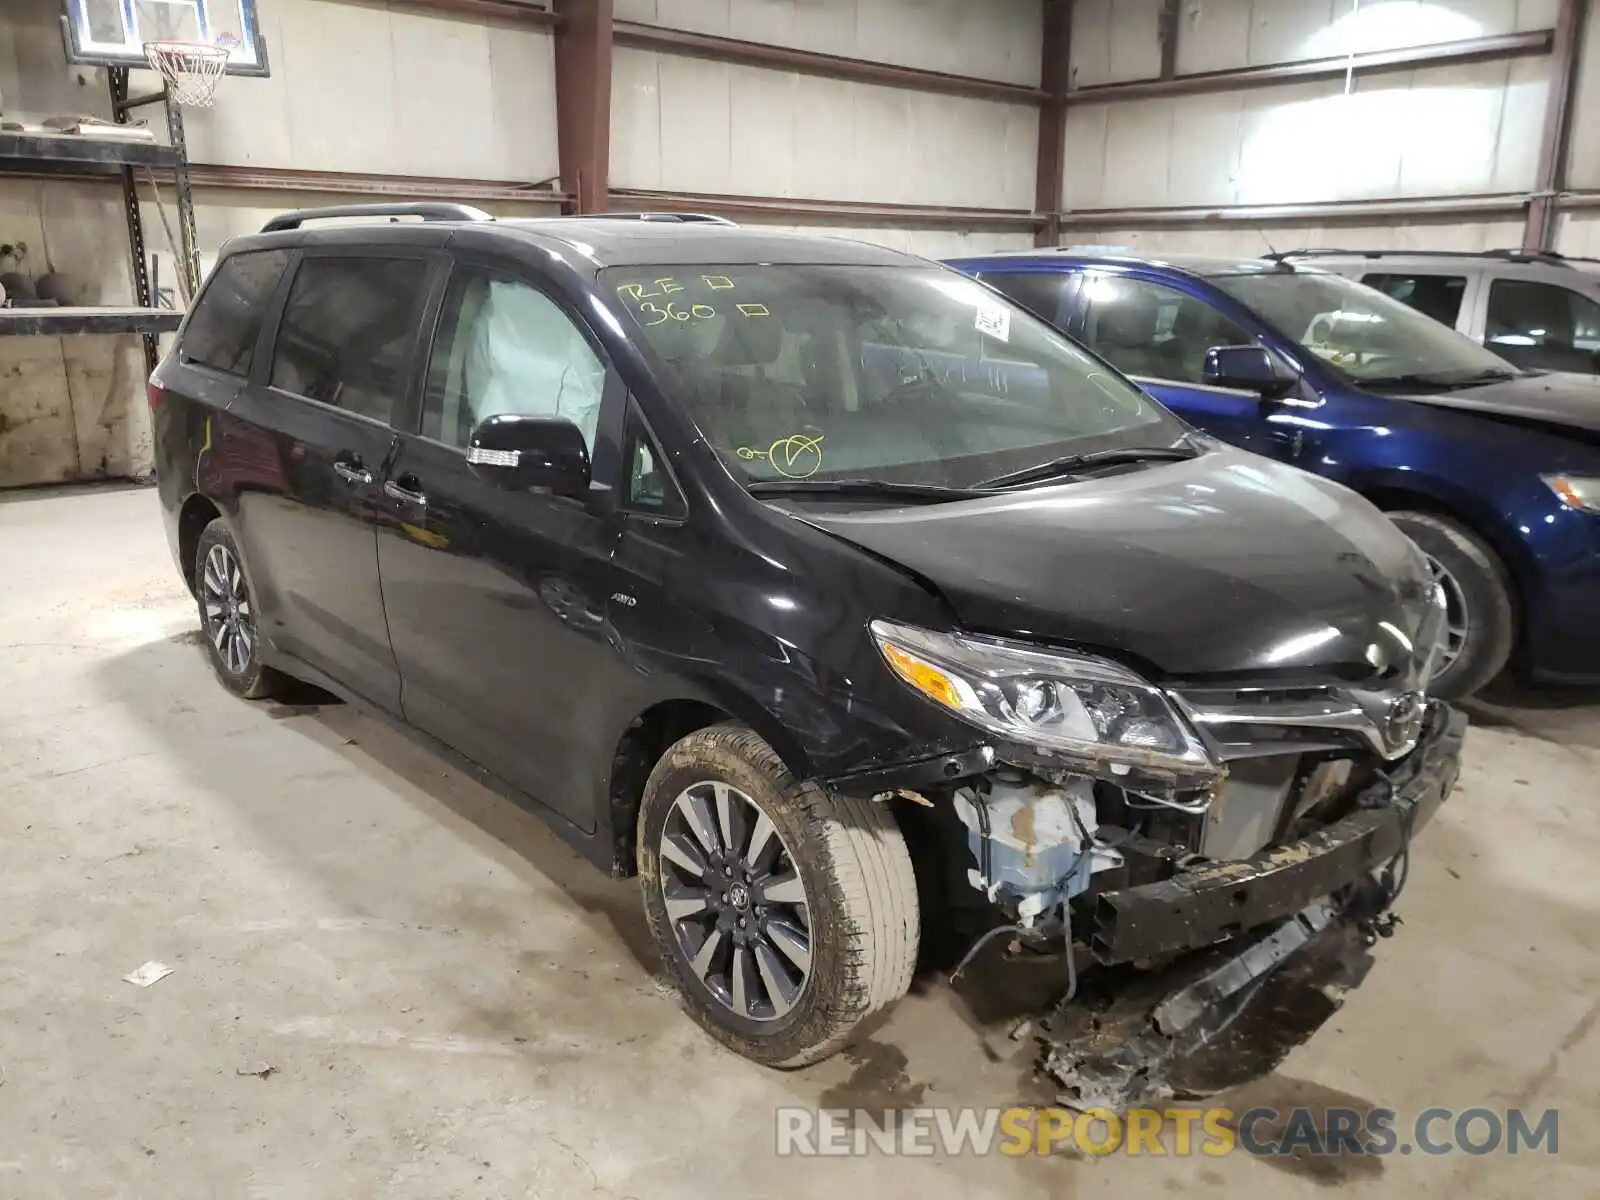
1062,57,1547,211
172,0,559,182
1070,0,1164,87
1177,1,1558,75
1553,210,1600,256
617,0,1043,85
612,48,1038,208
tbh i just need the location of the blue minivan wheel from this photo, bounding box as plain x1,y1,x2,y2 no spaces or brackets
1387,510,1515,700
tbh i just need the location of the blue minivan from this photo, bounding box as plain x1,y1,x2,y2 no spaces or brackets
947,250,1600,699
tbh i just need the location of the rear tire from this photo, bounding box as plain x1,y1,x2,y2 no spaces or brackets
194,518,285,700
637,723,918,1067
1386,510,1514,700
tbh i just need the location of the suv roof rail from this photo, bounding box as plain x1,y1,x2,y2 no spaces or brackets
581,211,738,225
260,203,495,232
1264,247,1600,268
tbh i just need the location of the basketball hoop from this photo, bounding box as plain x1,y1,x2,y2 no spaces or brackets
144,40,231,107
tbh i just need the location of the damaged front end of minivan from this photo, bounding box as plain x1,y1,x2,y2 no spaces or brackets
831,618,1465,1111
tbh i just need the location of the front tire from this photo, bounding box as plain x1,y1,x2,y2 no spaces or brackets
638,724,918,1067
1387,510,1514,700
194,518,285,700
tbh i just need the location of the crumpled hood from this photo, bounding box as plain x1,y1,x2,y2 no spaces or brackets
1396,371,1600,435
794,450,1438,680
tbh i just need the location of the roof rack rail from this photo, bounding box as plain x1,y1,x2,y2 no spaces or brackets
582,211,738,225
261,203,495,233
1263,247,1600,268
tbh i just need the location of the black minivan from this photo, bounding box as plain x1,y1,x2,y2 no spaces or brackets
151,205,1464,1093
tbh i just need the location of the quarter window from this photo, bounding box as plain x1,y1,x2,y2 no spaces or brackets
1079,273,1255,385
180,248,291,377
624,405,685,517
1361,273,1467,327
268,256,430,423
979,272,1072,326
421,267,606,452
1486,279,1600,357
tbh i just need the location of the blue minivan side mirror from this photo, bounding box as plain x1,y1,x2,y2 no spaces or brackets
1204,345,1299,398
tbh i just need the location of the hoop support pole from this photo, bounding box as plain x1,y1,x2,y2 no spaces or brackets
109,65,159,377
114,89,170,114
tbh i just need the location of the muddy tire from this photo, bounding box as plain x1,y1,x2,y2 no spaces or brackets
1387,510,1514,700
194,518,285,701
637,723,918,1067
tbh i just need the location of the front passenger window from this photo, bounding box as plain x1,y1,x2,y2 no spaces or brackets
422,268,606,451
1079,273,1255,386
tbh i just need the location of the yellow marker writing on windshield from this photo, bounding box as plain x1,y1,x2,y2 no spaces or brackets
737,434,824,479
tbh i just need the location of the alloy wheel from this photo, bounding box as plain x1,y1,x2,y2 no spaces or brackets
658,780,813,1022
1425,552,1470,675
201,542,255,676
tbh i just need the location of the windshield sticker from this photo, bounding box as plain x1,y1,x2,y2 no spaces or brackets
736,433,825,479
975,302,1011,343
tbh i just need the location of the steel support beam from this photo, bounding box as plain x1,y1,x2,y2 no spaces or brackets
612,21,1044,104
607,187,1039,232
554,0,614,214
370,0,559,27
185,163,568,204
1525,0,1589,251
1059,192,1529,231
1035,0,1072,247
1074,29,1553,103
1158,0,1181,81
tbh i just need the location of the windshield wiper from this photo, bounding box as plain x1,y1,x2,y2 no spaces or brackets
1362,368,1518,391
747,478,998,502
976,443,1201,490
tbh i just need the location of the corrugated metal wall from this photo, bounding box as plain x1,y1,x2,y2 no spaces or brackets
1060,0,1575,254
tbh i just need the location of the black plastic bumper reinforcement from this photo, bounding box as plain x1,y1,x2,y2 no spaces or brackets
1089,704,1467,965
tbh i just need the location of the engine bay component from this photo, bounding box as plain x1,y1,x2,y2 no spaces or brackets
953,769,1123,925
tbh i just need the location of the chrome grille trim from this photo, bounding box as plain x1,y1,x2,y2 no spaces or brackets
1170,685,1428,762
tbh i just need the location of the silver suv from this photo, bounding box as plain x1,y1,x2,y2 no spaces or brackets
1273,249,1600,376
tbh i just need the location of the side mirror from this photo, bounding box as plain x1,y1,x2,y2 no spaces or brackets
1203,345,1299,398
466,414,591,496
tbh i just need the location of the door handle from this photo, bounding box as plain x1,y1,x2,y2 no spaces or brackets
383,479,428,508
333,460,372,486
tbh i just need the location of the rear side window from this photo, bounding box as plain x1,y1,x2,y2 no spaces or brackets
979,272,1072,326
1361,273,1467,327
179,249,290,376
269,256,431,423
1486,278,1600,353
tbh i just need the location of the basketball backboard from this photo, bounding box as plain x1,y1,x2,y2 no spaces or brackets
61,0,269,77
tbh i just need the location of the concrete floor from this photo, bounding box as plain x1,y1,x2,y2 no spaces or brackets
1,484,1597,1198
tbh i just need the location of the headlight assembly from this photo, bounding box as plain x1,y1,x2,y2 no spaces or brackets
869,619,1216,784
1542,474,1600,515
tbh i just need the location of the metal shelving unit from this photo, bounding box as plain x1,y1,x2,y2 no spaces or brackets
0,69,199,372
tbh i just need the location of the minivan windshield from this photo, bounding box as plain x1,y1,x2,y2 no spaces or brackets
602,264,1186,489
1213,270,1519,389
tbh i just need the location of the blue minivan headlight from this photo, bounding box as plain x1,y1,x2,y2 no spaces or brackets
869,619,1216,783
1543,474,1600,515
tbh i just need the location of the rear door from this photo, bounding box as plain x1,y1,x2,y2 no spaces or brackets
375,254,631,831
228,249,436,711
1068,269,1300,460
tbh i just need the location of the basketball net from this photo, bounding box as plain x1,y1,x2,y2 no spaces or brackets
143,40,230,107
